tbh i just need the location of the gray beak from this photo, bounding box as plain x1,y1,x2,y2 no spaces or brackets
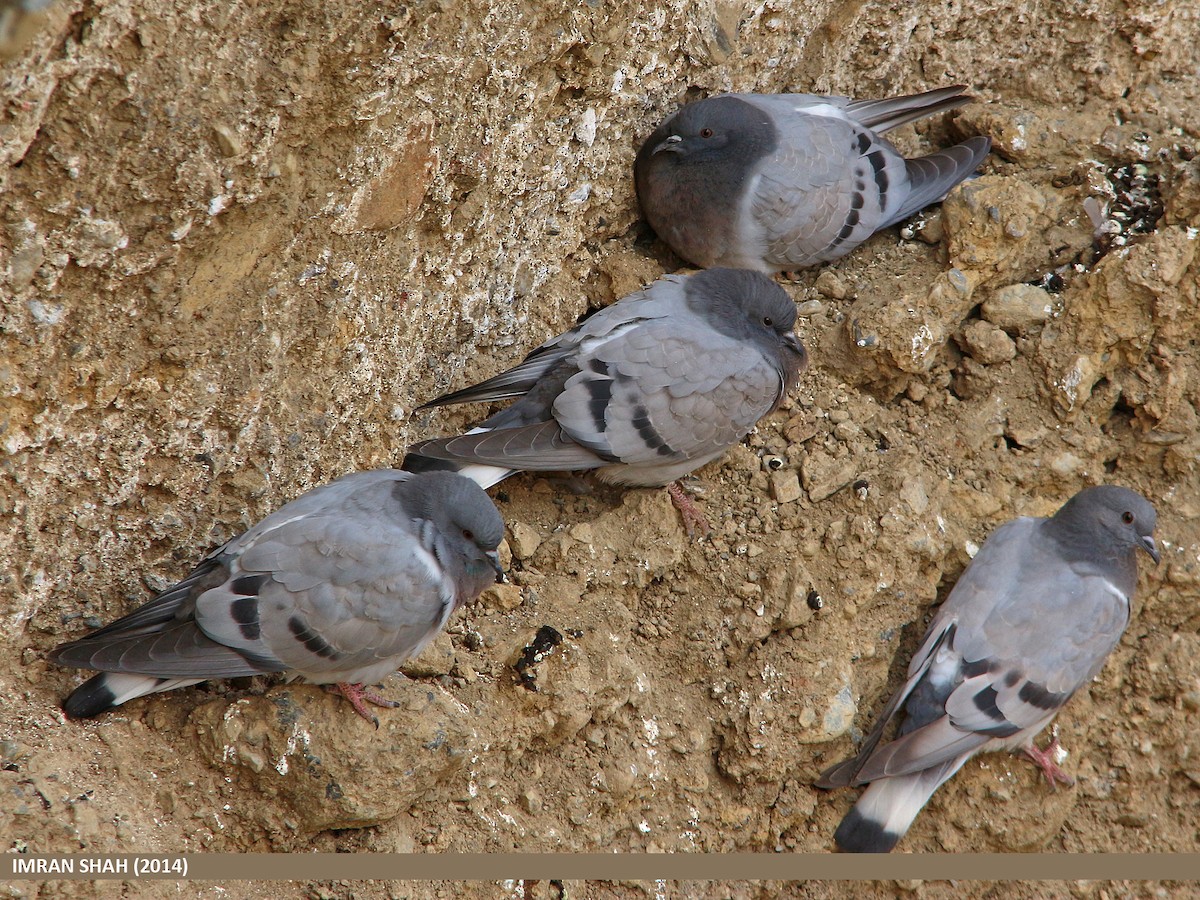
652,134,683,155
784,331,808,364
1140,535,1161,565
488,550,507,583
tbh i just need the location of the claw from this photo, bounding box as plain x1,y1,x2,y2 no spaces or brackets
667,480,711,537
1021,734,1075,790
327,682,399,725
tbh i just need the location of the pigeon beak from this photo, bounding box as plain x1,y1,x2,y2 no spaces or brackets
652,134,684,155
1140,535,1161,564
783,331,808,366
487,550,507,583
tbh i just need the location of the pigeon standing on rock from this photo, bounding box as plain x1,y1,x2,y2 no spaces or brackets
402,267,808,534
49,470,505,724
634,85,991,272
816,485,1159,852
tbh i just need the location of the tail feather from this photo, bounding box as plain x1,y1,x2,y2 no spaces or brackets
832,757,967,852
63,672,203,719
400,451,514,489
886,136,991,227
846,86,970,133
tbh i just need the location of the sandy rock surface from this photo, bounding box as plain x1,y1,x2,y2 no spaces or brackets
1,0,1198,897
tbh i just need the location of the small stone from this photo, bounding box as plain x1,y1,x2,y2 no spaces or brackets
508,522,542,560
814,270,848,300
479,583,523,611
784,414,818,444
1006,424,1048,448
959,319,1017,365
574,108,597,146
915,209,944,244
769,470,802,503
212,123,243,157
982,284,1055,331
1050,452,1083,476
800,451,857,502
520,790,543,814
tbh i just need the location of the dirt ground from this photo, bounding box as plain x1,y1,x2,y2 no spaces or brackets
1,0,1198,897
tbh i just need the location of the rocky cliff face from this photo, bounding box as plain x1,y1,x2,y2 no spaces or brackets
2,0,1197,896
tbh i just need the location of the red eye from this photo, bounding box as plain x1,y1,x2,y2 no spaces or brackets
1121,512,1134,525
700,127,714,138
463,529,475,540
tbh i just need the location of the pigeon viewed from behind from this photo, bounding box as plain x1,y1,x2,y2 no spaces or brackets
49,470,505,724
402,268,808,533
635,86,991,272
816,485,1159,852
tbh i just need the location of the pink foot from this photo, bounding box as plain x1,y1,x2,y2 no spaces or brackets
327,682,399,727
667,481,710,537
1022,736,1075,789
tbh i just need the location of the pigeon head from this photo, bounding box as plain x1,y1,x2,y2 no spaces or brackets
1053,485,1160,565
393,472,506,582
684,267,808,392
634,97,781,268
642,95,777,163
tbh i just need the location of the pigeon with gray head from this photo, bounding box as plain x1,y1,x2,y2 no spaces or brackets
635,85,991,273
816,484,1159,852
49,470,505,724
402,267,807,534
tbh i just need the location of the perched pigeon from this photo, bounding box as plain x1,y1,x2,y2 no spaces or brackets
49,470,505,723
402,267,808,533
816,485,1159,852
634,86,991,272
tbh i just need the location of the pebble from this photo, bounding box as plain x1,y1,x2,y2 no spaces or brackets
769,470,802,503
813,270,848,300
959,319,1017,364
800,450,858,502
982,283,1055,331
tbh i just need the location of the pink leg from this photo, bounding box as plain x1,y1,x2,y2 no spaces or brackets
1022,736,1075,789
667,481,710,537
327,682,400,727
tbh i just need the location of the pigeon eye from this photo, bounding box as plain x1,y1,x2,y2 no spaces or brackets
762,316,773,326
1121,511,1134,525
700,127,714,138
462,528,475,541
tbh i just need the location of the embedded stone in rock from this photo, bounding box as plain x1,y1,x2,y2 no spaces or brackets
800,450,859,502
942,176,1054,281
190,684,478,832
982,283,1055,331
844,267,978,379
958,319,1017,365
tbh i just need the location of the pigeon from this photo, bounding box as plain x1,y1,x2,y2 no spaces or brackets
402,267,808,533
48,470,505,723
816,485,1159,853
634,85,991,272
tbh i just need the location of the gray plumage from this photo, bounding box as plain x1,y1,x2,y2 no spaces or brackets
49,470,504,720
403,267,807,489
634,86,991,272
816,485,1159,852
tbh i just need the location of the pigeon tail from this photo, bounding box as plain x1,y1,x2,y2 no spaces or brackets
63,672,203,719
886,136,991,227
833,766,950,852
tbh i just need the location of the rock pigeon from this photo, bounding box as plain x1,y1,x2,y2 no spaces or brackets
402,267,808,533
48,470,505,723
816,485,1159,852
634,86,991,272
